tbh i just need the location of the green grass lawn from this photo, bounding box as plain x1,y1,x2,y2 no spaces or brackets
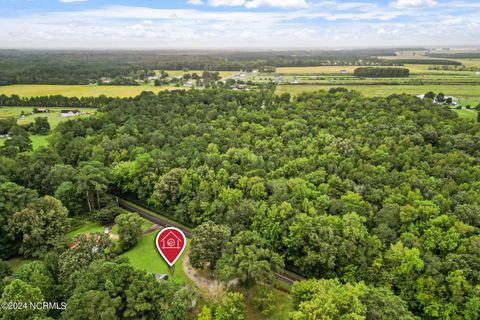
0,134,49,149
67,221,105,238
454,108,478,121
30,135,49,149
120,232,189,283
6,257,34,271
0,84,181,98
240,285,293,320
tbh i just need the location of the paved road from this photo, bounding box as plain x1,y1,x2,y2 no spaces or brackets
116,196,305,286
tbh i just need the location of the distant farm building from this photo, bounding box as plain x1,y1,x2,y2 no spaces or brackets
36,108,50,113
340,70,348,74
231,84,247,90
416,94,459,105
289,79,301,84
444,96,459,105
61,110,82,117
273,76,284,83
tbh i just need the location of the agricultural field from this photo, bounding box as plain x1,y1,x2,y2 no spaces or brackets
456,59,480,67
0,84,180,98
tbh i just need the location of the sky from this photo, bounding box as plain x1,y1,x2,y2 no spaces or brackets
0,0,479,49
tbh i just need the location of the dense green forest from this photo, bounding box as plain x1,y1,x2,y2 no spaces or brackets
354,67,410,78
1,88,480,319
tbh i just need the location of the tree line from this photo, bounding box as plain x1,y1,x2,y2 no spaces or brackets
1,49,453,85
354,67,410,78
0,94,117,108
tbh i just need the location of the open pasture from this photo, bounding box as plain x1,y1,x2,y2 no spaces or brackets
0,84,180,98
120,232,189,283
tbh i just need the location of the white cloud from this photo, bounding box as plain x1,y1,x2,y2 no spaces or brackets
187,0,205,5
391,0,436,8
244,0,309,9
59,0,88,3
442,16,463,25
207,0,308,8
212,23,225,31
208,0,245,7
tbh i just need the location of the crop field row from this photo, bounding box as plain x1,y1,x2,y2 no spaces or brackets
0,84,181,98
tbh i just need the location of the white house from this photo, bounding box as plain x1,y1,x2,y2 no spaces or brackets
61,110,82,117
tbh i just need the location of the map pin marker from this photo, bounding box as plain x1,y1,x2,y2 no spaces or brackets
155,227,187,267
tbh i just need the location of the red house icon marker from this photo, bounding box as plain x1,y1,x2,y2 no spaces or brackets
155,227,186,267
159,231,182,249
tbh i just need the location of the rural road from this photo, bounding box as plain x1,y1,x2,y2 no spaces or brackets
115,196,305,286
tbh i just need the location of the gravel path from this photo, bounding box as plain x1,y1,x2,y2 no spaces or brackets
182,250,227,299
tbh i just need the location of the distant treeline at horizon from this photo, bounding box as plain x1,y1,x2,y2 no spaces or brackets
0,48,461,86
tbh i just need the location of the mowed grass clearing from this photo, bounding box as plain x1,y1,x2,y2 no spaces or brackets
454,108,478,121
121,232,189,283
242,285,293,320
67,221,105,238
0,130,50,149
6,257,34,271
0,84,181,98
